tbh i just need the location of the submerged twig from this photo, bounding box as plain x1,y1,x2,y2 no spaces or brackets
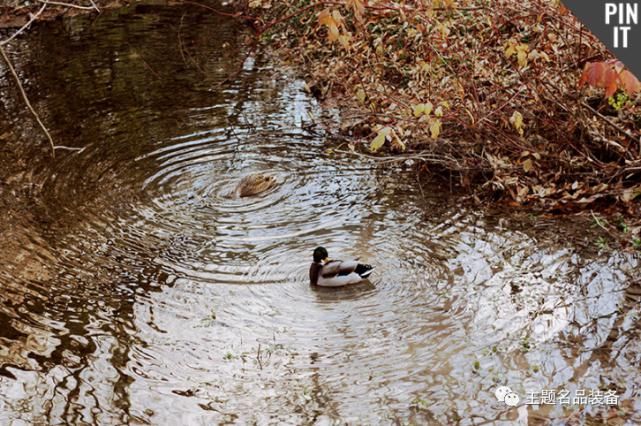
0,46,56,157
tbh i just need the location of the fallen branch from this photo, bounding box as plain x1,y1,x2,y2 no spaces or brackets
0,46,56,157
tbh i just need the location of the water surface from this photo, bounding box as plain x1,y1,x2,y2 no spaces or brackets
0,4,639,425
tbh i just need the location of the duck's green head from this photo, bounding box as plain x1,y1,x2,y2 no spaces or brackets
313,246,328,263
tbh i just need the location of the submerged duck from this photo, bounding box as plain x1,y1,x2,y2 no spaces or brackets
228,173,278,198
309,246,374,287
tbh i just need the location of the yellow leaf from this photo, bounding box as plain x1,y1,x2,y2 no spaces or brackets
331,10,343,26
370,127,391,152
434,106,443,117
522,158,533,173
328,23,340,42
509,111,524,136
504,40,518,58
338,32,351,49
517,48,528,68
318,9,334,26
356,88,366,104
412,102,433,117
429,119,441,139
504,44,516,58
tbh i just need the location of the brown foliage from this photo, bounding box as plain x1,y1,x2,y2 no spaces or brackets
241,0,641,214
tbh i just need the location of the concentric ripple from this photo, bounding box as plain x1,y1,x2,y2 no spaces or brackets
0,4,640,425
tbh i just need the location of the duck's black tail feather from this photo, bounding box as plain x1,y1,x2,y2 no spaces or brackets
355,263,374,278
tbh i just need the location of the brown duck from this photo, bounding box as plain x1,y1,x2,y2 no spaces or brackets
228,173,278,198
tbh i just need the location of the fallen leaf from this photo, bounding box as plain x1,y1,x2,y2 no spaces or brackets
429,119,441,139
370,127,391,152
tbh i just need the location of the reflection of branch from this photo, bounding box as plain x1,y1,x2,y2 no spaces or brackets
0,3,47,46
0,46,56,157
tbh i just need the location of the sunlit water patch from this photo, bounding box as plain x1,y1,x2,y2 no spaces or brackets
0,3,639,425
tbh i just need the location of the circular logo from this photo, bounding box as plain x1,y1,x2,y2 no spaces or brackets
504,392,520,406
495,386,512,402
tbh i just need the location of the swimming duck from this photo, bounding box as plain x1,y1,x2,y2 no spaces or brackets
309,246,374,287
227,173,278,198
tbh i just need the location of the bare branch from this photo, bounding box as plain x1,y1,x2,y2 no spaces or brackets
88,0,100,13
0,3,47,46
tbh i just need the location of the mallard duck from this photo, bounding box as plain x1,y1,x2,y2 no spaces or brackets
309,246,374,287
227,173,278,198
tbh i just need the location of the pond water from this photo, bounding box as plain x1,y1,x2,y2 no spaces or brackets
0,3,640,425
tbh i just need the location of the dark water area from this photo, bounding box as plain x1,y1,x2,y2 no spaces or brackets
0,3,640,425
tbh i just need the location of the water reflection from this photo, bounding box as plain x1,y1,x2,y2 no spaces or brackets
0,3,639,425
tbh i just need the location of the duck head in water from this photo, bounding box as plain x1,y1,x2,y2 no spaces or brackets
229,173,278,198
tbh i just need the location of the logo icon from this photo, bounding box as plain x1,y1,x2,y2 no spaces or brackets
495,386,520,407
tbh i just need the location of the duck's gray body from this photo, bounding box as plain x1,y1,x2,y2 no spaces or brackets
309,260,372,287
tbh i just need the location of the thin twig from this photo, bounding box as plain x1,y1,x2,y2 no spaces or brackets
256,344,263,370
581,101,640,146
37,0,94,10
0,46,56,157
88,0,100,12
0,3,47,46
54,145,85,153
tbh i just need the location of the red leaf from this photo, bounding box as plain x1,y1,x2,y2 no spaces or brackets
618,70,641,95
579,61,641,96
